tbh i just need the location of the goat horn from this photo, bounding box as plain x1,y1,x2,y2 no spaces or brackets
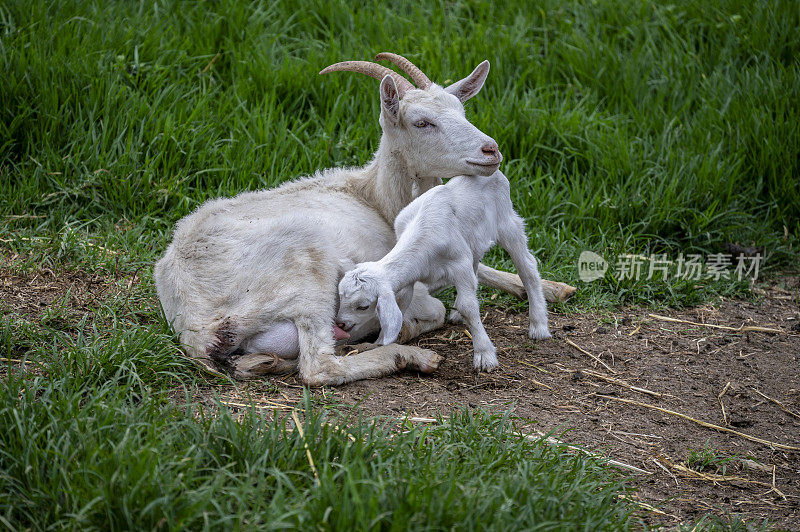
319,61,414,97
375,52,432,89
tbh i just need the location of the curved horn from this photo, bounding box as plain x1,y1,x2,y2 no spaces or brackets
319,61,414,97
375,52,432,89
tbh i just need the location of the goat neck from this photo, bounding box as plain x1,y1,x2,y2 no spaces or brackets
348,138,439,224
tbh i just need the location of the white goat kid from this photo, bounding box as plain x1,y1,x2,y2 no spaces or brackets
155,53,522,385
337,170,551,372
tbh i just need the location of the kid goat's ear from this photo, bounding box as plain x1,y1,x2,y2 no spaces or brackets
376,285,403,345
445,60,490,103
379,75,400,125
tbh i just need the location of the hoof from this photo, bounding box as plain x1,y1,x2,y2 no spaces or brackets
405,349,443,374
417,351,443,374
528,325,552,340
473,348,498,373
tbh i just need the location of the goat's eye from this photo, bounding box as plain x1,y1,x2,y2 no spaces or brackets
413,119,432,128
356,305,370,311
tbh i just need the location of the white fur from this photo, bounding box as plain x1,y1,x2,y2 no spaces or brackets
155,63,514,385
337,170,551,373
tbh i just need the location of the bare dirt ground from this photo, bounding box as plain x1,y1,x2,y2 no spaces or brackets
2,264,799,527
216,279,800,528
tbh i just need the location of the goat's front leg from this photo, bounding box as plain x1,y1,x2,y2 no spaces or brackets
296,316,442,386
295,316,348,385
453,274,498,372
498,217,551,340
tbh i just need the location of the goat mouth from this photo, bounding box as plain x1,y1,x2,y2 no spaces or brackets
466,160,501,171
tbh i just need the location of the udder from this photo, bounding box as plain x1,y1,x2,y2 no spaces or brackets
239,321,350,359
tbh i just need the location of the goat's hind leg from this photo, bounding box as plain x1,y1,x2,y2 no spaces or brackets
226,320,303,378
228,353,298,379
477,263,577,303
498,217,551,340
232,341,382,380
330,343,443,383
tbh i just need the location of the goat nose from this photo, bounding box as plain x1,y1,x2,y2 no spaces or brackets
481,142,499,156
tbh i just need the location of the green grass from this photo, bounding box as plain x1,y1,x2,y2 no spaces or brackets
686,442,740,476
679,513,773,532
1,0,798,307
0,372,635,529
1,0,799,528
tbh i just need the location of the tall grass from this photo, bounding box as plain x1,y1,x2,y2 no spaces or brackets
1,0,797,307
0,374,635,529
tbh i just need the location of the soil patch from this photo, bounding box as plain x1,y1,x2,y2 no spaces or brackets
1,267,124,320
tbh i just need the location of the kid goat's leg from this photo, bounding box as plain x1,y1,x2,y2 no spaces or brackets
453,271,498,372
498,215,551,340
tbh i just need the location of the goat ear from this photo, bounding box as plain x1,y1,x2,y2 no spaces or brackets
445,60,490,103
379,75,400,125
376,286,403,345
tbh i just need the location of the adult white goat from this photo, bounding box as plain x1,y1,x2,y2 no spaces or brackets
336,170,550,372
154,53,574,385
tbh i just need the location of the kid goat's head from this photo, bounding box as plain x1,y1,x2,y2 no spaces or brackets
320,52,502,178
336,263,405,346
